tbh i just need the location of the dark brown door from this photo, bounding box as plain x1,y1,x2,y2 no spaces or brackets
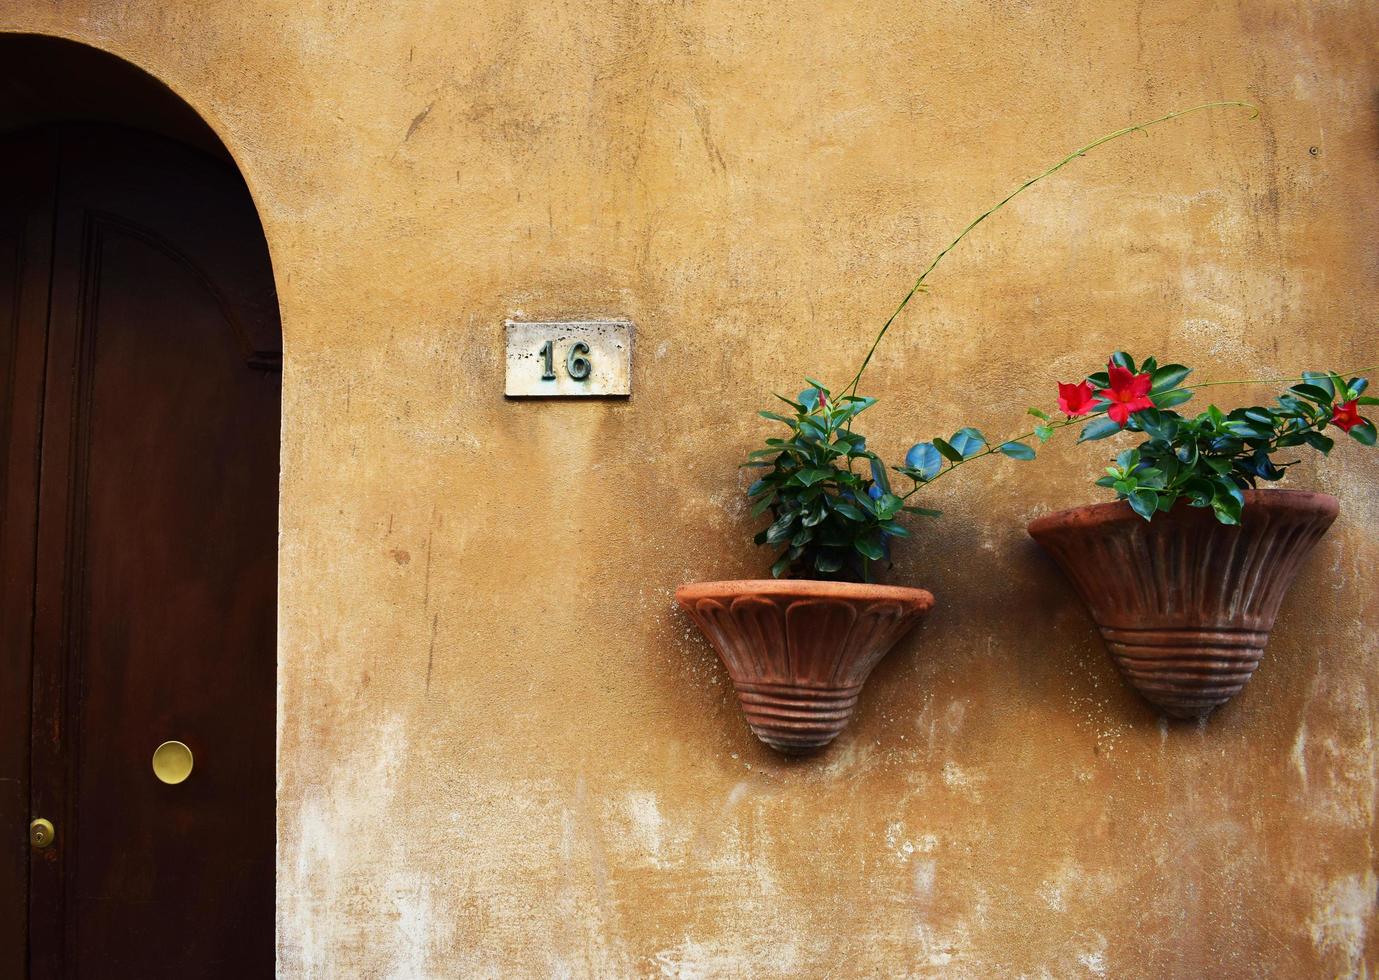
0,126,279,978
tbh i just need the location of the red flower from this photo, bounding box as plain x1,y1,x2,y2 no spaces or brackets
1098,362,1154,427
1331,399,1367,433
1057,380,1096,417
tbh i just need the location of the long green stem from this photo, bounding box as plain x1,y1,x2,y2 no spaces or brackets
843,100,1260,397
1182,365,1376,392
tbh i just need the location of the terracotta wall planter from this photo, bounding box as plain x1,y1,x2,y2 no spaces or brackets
1028,489,1338,719
676,580,933,753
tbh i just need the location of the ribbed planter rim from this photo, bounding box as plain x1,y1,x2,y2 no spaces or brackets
676,578,935,606
1027,487,1338,534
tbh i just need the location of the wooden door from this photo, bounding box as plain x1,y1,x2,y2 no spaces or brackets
0,126,280,979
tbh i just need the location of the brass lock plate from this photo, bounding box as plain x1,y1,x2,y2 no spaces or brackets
152,740,194,784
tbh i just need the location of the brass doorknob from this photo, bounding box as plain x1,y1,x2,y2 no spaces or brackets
29,818,54,849
152,740,194,784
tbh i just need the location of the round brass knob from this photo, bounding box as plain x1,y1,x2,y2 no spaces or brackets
29,818,55,848
152,740,194,784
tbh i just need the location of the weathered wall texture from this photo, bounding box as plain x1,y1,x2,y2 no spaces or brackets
5,1,1377,975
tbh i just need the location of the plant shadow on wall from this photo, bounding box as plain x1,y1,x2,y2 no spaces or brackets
675,102,1378,753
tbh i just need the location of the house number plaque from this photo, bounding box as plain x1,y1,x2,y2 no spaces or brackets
505,320,633,397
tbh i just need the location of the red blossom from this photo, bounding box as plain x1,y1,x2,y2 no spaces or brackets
1098,362,1154,427
1331,399,1367,433
1057,380,1097,418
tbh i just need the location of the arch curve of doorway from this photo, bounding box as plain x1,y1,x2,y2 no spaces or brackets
0,31,284,311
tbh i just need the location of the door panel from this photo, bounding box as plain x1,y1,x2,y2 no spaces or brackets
0,133,57,980
4,126,279,979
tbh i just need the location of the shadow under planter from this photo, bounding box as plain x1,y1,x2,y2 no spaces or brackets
1028,488,1338,720
676,580,934,753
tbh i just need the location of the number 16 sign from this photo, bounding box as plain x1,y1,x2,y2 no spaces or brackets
504,321,633,398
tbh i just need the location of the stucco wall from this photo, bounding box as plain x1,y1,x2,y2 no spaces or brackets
6,2,1377,975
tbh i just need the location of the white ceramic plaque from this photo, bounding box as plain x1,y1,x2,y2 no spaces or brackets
505,320,633,397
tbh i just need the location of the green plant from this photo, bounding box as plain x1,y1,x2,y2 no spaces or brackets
1074,355,1375,522
895,352,1376,524
743,101,1260,581
745,382,938,581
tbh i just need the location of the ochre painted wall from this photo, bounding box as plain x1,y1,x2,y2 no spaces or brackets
5,2,1377,975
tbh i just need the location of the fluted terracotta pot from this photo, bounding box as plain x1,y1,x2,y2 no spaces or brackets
675,580,934,753
1028,489,1338,719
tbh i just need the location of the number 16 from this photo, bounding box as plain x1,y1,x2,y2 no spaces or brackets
539,340,592,382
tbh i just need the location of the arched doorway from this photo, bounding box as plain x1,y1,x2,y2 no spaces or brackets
0,36,279,978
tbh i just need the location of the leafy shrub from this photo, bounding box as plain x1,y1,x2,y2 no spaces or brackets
745,381,937,582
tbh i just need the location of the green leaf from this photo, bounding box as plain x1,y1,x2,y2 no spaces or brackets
750,494,776,518
1212,482,1245,525
998,441,1036,460
1078,416,1123,442
764,512,796,545
831,501,866,522
1184,477,1215,506
1151,388,1194,410
1150,364,1192,393
773,393,804,411
795,467,835,487
880,521,911,538
902,505,943,518
1128,489,1159,521
1290,384,1334,405
904,442,944,481
803,376,832,395
758,410,795,425
1110,351,1136,371
949,427,987,457
841,395,877,412
1027,406,1049,420
869,456,892,495
1357,396,1379,406
875,493,904,520
853,534,885,561
1304,431,1335,455
770,552,793,578
1225,421,1273,441
1302,372,1335,398
1034,424,1054,442
932,437,964,463
1349,420,1377,446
